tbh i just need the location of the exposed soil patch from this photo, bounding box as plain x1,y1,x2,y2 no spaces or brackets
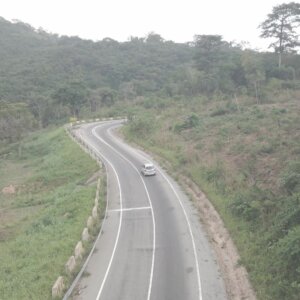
1,184,16,195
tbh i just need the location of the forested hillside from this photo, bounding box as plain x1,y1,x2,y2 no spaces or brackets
0,11,300,300
0,17,193,134
1,16,299,140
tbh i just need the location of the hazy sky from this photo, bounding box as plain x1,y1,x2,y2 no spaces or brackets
1,0,287,50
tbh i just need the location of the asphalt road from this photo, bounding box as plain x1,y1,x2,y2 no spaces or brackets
70,120,227,300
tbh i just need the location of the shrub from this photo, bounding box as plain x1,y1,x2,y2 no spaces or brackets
267,66,295,81
280,161,300,194
203,162,226,192
210,107,228,117
174,114,200,132
229,191,260,221
272,225,300,299
229,187,274,223
128,114,157,138
267,193,300,242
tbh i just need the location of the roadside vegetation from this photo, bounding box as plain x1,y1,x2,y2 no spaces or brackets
0,128,100,299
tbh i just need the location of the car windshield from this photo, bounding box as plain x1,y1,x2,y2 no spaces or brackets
145,164,154,170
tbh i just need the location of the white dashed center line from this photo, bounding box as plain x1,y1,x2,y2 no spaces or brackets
109,206,152,213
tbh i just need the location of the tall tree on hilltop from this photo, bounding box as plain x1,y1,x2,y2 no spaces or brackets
241,50,266,104
259,2,300,68
193,35,228,73
193,35,238,94
146,32,164,43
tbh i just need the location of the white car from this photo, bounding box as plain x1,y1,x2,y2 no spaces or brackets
141,163,156,176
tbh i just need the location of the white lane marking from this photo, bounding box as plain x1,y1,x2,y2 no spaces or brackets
77,130,124,300
92,125,156,300
106,124,203,300
109,206,151,213
158,171,202,300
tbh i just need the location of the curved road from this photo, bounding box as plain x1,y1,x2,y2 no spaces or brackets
70,120,227,300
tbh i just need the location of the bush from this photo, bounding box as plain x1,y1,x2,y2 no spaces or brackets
280,161,300,194
210,107,228,117
267,193,300,242
128,114,157,138
203,162,226,192
174,114,200,132
272,225,300,298
267,66,295,81
229,187,274,222
229,191,260,221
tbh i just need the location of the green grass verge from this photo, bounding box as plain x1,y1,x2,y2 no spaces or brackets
0,127,100,299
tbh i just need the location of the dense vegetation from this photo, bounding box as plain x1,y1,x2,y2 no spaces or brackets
0,4,299,299
1,15,299,138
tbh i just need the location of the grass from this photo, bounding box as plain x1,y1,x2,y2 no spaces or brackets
0,127,100,299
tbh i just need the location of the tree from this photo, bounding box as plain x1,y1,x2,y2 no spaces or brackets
193,35,228,73
193,35,241,94
98,87,116,106
145,32,164,44
241,50,266,104
0,101,35,142
259,2,300,68
52,82,89,117
28,95,50,128
193,35,225,94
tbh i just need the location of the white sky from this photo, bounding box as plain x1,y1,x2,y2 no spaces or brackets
1,0,288,50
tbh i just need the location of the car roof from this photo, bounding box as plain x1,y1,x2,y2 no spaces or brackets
144,163,154,167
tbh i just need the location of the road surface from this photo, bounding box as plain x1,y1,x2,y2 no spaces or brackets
69,120,227,300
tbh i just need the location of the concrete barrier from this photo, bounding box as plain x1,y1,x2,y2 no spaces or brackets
74,241,84,260
82,227,90,242
52,276,64,298
65,256,76,274
92,205,98,219
87,216,94,229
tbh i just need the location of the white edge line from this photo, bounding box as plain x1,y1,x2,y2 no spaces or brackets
158,171,202,300
92,125,156,300
106,123,203,300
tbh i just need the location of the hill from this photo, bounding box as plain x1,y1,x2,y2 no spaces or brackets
1,17,299,136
